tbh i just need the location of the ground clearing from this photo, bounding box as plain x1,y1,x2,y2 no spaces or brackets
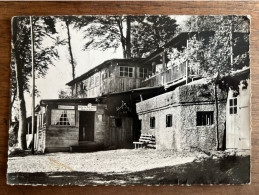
7,149,250,185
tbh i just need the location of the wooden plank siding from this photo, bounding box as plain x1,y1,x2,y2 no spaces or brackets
45,126,79,150
73,60,148,98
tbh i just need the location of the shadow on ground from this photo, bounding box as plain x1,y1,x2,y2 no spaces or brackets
7,155,250,185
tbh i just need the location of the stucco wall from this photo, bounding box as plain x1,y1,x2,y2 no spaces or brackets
179,102,226,151
136,82,227,152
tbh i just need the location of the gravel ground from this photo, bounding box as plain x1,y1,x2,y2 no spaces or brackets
7,149,202,174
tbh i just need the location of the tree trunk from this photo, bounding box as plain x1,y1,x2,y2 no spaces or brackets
14,59,27,150
125,16,131,59
9,89,17,125
214,81,220,150
65,20,75,79
116,18,126,58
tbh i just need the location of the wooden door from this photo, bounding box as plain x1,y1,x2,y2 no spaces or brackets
79,111,95,141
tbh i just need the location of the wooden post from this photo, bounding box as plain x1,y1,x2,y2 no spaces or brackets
140,94,143,102
230,21,233,67
162,50,166,85
30,16,35,154
186,39,189,85
186,61,188,85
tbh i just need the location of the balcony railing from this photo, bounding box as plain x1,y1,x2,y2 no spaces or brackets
141,61,200,88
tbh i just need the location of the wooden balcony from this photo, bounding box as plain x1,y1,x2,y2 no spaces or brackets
140,61,201,88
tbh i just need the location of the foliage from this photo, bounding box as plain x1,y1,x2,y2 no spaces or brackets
58,88,76,99
11,16,60,95
80,15,178,58
181,15,250,33
11,16,60,149
131,16,178,58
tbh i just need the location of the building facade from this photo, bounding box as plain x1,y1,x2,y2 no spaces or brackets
30,31,250,153
34,98,134,153
66,59,153,98
136,68,250,152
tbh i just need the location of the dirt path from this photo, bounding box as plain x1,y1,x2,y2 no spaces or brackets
7,149,201,174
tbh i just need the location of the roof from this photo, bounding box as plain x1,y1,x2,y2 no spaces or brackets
141,31,249,65
141,31,215,64
66,58,143,86
40,97,106,105
107,86,164,96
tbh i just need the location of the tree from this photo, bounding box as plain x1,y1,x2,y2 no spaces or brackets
80,15,178,58
181,15,250,33
131,16,178,58
182,16,250,150
12,16,59,149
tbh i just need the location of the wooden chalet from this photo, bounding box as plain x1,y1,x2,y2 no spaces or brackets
31,31,250,153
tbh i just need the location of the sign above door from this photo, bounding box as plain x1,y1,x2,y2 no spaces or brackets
78,103,97,111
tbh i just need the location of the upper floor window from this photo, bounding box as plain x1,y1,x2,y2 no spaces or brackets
90,76,94,86
51,109,75,126
139,68,149,78
102,72,107,80
166,114,172,127
80,83,86,90
120,66,133,77
197,111,213,126
229,98,237,114
150,117,155,129
95,75,100,86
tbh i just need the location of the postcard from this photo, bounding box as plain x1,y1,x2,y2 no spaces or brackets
7,15,250,185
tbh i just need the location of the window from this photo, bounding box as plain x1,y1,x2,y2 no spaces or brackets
90,76,94,86
197,111,213,126
51,109,75,126
102,72,107,80
150,117,155,129
115,118,122,127
80,83,86,90
229,98,237,114
166,114,172,127
95,75,100,86
139,68,148,78
119,66,133,77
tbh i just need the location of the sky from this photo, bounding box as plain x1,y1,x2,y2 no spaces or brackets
22,15,190,117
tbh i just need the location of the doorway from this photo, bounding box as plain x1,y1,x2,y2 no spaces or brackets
79,111,95,141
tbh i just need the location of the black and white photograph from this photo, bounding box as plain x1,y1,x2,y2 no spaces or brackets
7,15,250,185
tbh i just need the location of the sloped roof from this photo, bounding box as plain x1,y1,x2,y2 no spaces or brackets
66,58,143,86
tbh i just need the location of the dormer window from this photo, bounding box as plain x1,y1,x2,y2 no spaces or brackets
120,66,133,77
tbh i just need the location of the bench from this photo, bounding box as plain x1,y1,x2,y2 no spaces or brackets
133,134,156,149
